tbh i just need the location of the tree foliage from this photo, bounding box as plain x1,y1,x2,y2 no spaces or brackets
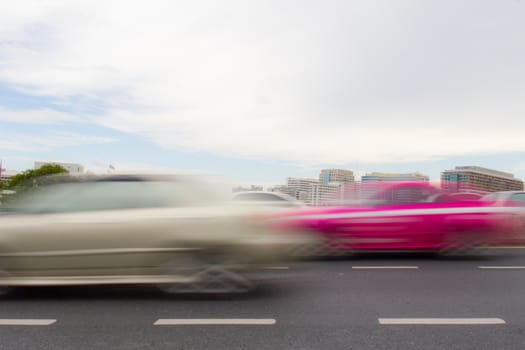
5,164,69,192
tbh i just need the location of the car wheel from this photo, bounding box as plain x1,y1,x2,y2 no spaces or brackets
158,253,254,294
289,238,349,259
439,234,488,257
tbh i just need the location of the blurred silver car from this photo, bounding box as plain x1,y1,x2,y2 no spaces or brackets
0,175,312,295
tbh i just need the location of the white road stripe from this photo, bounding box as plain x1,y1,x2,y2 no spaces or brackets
479,266,525,269
379,318,505,325
487,246,525,249
154,318,276,326
0,319,56,326
352,266,419,269
262,266,290,270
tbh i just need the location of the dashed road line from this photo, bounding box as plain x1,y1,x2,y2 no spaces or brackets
478,266,525,269
378,318,505,325
487,246,525,249
352,266,419,269
262,266,290,270
154,318,277,326
0,319,57,326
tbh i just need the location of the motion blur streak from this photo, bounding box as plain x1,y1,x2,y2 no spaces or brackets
0,174,316,295
267,182,525,258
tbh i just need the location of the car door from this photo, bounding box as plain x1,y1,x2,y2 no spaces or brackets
326,185,446,250
0,181,190,276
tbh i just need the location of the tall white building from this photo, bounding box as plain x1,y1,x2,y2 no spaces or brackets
316,169,355,205
285,177,319,203
319,169,355,185
272,169,355,206
441,166,523,192
309,182,345,206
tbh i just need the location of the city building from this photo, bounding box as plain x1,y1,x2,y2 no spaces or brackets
361,172,429,183
319,169,355,185
441,166,523,193
283,177,319,204
316,169,355,205
271,169,355,206
34,161,84,175
310,182,345,206
0,169,19,182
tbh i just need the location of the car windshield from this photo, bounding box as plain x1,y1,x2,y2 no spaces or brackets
5,180,225,213
356,184,439,206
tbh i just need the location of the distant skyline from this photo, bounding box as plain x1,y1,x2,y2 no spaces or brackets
1,1,525,187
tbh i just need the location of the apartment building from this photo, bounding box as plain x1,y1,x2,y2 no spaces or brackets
319,169,355,185
272,169,355,206
283,177,319,203
309,182,345,206
441,166,523,192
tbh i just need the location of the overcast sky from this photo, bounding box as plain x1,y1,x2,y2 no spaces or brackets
1,0,524,186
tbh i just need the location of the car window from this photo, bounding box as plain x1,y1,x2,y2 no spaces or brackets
510,193,525,205
481,193,499,202
387,187,433,204
7,180,214,213
427,193,454,203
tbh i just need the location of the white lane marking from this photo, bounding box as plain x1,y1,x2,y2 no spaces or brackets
154,318,276,326
352,266,419,269
0,319,56,326
479,266,525,269
262,266,290,270
379,318,505,325
487,246,525,249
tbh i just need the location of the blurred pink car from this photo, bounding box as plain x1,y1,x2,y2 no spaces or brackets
271,183,525,256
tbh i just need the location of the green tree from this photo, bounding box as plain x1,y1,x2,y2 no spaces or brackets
6,164,69,192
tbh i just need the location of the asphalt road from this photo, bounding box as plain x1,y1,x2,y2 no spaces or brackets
1,249,525,350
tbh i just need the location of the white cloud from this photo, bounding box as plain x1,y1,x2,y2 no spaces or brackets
84,159,179,174
0,107,79,123
508,161,525,177
0,130,117,152
0,0,524,164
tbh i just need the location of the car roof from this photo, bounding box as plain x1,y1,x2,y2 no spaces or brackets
32,173,191,185
232,191,298,201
